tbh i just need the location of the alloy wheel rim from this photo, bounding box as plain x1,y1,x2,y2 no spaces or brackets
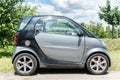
16,56,34,73
90,56,107,73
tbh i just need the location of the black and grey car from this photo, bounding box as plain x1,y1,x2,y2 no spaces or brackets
12,15,111,76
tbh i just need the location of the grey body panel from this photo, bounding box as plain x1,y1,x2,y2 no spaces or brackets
81,37,111,65
12,46,41,67
12,37,110,68
84,37,106,49
35,33,85,62
12,46,85,68
82,47,110,64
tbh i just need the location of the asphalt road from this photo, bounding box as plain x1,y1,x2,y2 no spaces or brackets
0,69,120,80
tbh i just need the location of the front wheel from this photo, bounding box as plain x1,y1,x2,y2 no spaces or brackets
86,53,109,75
13,53,38,76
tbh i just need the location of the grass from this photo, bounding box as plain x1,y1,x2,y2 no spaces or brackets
0,57,13,72
102,38,120,70
0,46,14,73
0,38,120,72
102,38,120,51
109,50,120,71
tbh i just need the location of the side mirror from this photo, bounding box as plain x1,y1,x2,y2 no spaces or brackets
78,32,84,37
72,31,83,37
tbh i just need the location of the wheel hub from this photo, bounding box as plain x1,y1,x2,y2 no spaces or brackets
16,56,34,73
90,56,107,73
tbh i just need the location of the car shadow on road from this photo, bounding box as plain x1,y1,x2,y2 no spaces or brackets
35,68,109,75
36,68,88,74
36,68,88,75
14,68,109,76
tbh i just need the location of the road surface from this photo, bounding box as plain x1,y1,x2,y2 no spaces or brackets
0,69,120,80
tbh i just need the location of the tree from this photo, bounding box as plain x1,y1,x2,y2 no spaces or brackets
98,28,106,38
80,21,105,38
118,27,120,38
0,0,36,47
98,0,120,38
105,25,112,38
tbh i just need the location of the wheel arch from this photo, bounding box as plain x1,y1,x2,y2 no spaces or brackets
82,48,111,67
86,52,111,67
12,50,41,67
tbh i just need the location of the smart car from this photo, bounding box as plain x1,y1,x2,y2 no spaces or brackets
12,15,111,76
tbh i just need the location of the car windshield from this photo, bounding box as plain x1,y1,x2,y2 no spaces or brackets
17,16,32,31
68,18,98,38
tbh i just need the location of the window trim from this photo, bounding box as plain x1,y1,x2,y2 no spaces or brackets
34,18,45,35
17,16,32,31
43,17,80,36
33,16,82,37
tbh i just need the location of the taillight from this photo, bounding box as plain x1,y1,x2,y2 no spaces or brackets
14,33,18,45
14,37,17,41
15,33,18,37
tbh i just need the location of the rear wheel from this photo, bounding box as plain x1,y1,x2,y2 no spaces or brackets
86,53,109,75
13,53,37,76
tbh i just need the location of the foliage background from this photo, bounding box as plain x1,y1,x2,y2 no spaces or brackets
0,0,120,72
0,0,36,47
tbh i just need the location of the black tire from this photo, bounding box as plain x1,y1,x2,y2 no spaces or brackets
13,53,38,76
86,53,109,75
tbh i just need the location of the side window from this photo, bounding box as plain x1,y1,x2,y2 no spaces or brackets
35,20,44,35
45,18,80,36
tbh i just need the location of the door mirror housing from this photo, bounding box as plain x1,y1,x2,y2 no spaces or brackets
78,32,84,37
72,31,83,37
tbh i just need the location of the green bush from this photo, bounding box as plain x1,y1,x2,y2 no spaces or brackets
102,38,120,51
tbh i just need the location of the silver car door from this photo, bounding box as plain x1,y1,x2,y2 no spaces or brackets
35,16,85,62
